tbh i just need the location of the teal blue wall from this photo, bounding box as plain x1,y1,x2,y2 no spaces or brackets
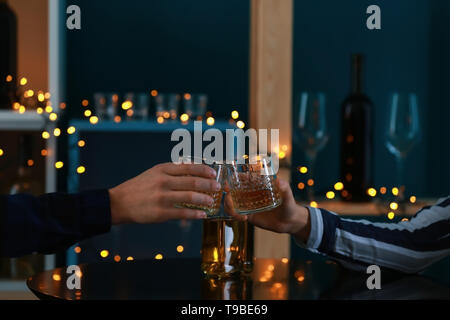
65,0,250,121
62,0,250,262
63,1,449,198
60,0,250,191
59,0,449,265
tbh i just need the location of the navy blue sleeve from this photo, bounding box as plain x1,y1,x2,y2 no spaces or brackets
0,190,112,257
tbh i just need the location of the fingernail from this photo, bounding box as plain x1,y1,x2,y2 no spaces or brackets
198,211,207,219
209,170,217,178
214,182,221,191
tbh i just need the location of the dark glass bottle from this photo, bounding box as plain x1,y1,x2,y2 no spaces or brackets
0,134,44,280
0,0,17,110
340,54,374,202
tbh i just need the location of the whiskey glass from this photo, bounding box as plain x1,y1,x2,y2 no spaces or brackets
174,157,224,218
226,156,282,215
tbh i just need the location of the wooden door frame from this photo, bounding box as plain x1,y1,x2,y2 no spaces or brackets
250,0,293,258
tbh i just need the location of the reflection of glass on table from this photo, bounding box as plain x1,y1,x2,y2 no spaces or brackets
27,257,450,300
201,271,252,299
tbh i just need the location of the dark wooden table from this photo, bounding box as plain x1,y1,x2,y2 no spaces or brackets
27,258,450,300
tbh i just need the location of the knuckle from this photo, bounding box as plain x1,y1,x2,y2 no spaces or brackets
191,179,202,190
201,165,212,175
179,209,192,219
154,208,164,217
210,180,219,190
159,176,169,188
155,176,167,188
176,164,189,176
155,209,167,222
190,164,202,176
154,192,166,205
204,194,214,204
180,163,190,172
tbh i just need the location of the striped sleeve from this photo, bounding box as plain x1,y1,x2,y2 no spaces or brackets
299,196,450,274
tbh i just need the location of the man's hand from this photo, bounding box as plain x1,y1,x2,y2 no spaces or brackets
224,179,312,243
109,163,221,225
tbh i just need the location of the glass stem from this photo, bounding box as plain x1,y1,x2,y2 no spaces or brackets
396,156,405,202
306,152,316,202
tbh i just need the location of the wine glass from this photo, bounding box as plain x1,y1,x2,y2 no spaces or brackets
123,93,136,121
294,92,329,200
167,93,180,121
93,93,107,120
385,92,421,200
105,93,119,120
135,93,150,121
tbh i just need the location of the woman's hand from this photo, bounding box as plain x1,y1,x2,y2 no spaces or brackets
109,163,221,224
224,179,312,243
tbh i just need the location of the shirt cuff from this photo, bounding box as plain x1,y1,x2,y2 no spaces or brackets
294,206,324,253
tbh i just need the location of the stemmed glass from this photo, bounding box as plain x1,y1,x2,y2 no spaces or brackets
294,92,329,200
385,92,421,201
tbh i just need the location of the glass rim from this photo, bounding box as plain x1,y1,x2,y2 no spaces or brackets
176,155,225,166
176,154,276,168
226,154,273,164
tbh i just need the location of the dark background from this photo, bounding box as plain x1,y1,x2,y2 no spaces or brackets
56,0,449,263
65,0,250,121
292,0,450,197
63,0,449,199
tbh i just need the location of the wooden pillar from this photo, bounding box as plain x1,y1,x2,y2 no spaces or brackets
9,0,49,91
250,0,293,258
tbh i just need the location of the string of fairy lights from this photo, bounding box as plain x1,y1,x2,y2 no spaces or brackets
1,74,252,262
0,75,65,169
295,165,418,221
75,97,248,263
1,74,417,265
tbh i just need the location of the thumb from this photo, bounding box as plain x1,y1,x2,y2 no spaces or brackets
277,179,293,200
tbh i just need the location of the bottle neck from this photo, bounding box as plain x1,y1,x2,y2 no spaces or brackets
351,55,364,94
